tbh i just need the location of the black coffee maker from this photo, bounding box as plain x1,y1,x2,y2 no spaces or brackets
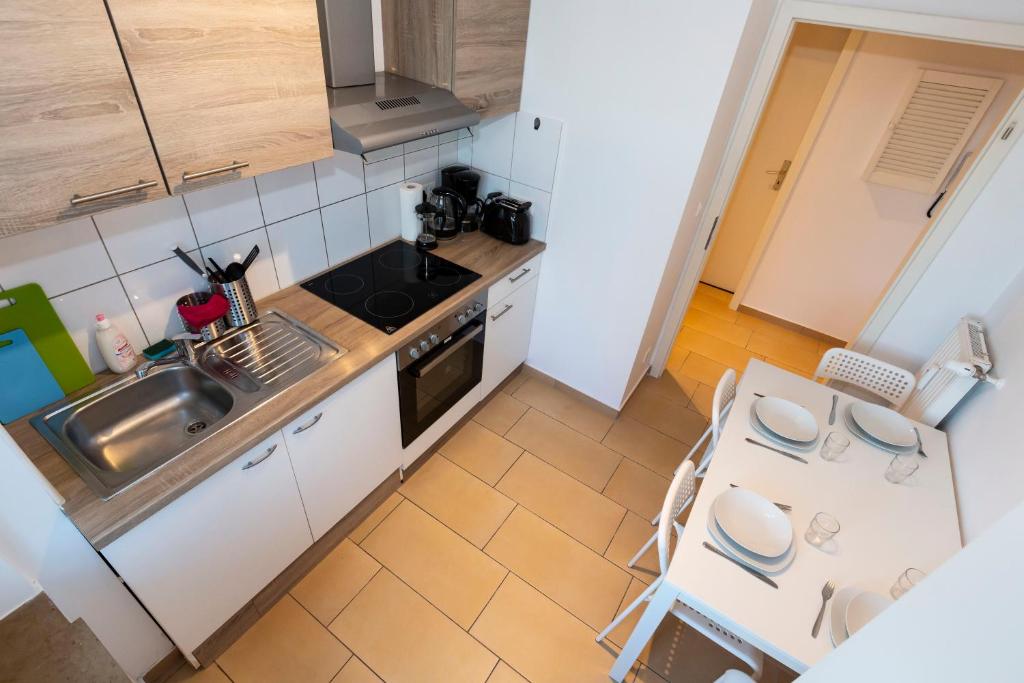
441,165,483,232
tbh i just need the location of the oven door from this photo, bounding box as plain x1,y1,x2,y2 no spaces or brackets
397,317,484,447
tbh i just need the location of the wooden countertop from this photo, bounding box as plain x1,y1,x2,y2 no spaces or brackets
7,233,545,549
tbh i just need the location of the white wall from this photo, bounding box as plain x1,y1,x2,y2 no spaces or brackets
0,558,37,620
743,32,1024,341
519,0,760,409
797,498,1024,682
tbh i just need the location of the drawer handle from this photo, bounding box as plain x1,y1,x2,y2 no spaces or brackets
509,268,532,283
70,179,158,205
490,303,514,321
242,443,277,470
292,412,323,435
182,160,249,182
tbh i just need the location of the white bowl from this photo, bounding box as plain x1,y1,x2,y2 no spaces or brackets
845,591,892,635
829,587,860,646
850,402,917,449
706,515,795,574
712,488,793,558
754,397,818,444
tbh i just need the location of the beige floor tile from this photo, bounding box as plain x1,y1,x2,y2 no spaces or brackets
291,539,382,626
747,332,821,374
400,455,515,548
603,416,689,479
501,365,543,395
330,570,496,683
682,308,752,347
439,420,524,486
621,382,709,445
603,511,661,585
505,409,622,491
675,327,757,374
688,293,738,323
331,657,382,683
679,353,731,387
218,596,351,683
689,383,715,419
168,663,233,683
348,492,403,544
474,392,529,435
607,578,653,664
666,345,690,371
736,312,823,353
697,283,732,302
602,459,671,520
487,661,529,683
496,453,625,554
484,507,631,631
633,372,697,408
512,378,616,441
470,575,618,683
361,500,507,629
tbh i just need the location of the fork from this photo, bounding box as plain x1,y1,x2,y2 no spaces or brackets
912,426,928,458
728,483,792,512
812,580,836,638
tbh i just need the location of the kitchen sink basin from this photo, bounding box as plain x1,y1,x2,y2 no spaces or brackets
32,311,343,499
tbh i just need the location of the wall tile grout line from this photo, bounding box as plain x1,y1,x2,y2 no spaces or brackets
89,216,153,349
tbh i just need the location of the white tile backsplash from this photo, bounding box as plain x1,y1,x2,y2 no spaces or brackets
438,141,460,168
364,156,404,192
322,195,371,266
314,151,365,205
476,170,511,199
0,217,114,297
94,195,198,274
199,228,278,301
471,114,516,178
510,182,552,243
184,178,265,246
404,146,438,179
438,130,460,144
266,211,328,288
120,252,208,343
366,182,402,246
404,136,438,153
510,113,562,192
255,163,319,225
50,278,147,372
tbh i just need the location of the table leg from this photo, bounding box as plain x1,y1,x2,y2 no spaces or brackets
609,579,678,682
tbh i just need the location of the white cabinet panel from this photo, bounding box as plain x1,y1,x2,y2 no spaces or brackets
482,275,540,397
285,356,403,540
102,433,312,664
487,253,541,308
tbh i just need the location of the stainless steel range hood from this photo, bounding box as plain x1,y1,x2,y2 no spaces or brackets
315,0,479,155
326,73,480,155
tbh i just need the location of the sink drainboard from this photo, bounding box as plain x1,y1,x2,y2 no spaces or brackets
205,316,328,387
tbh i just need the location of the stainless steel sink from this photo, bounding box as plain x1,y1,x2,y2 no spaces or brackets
32,311,343,499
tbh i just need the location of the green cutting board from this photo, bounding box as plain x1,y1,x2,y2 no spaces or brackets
0,283,94,394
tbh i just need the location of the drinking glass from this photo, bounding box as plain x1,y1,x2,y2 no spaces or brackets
804,512,840,546
819,432,851,462
885,453,920,484
890,568,926,599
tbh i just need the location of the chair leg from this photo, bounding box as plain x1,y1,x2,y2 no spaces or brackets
596,578,660,643
627,530,657,568
650,510,659,526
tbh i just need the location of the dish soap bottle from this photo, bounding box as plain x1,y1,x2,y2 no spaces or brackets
94,313,137,373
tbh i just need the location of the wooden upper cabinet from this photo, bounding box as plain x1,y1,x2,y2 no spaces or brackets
0,1,168,238
383,0,530,119
105,0,333,193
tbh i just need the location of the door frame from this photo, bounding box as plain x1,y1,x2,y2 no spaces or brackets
651,0,1024,375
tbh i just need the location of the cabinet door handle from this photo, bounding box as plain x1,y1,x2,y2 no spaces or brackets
241,443,277,470
509,268,532,283
292,412,323,435
182,161,249,182
70,180,158,205
490,303,514,321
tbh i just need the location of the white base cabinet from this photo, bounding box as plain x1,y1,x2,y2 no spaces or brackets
102,433,313,665
481,271,540,397
285,356,403,540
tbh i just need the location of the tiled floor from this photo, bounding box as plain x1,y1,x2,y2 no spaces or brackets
170,330,814,682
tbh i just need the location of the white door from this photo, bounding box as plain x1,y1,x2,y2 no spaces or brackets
482,275,540,396
102,433,312,664
285,356,402,540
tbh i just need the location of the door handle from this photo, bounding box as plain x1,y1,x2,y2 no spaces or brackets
509,268,532,283
70,180,158,205
292,412,323,435
765,160,792,191
182,161,249,182
241,443,277,470
490,304,514,321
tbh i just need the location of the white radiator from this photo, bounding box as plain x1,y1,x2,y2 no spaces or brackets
901,318,997,427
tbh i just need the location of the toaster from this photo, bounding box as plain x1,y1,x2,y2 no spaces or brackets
481,193,532,245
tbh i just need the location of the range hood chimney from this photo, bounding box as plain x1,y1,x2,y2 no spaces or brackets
314,0,480,155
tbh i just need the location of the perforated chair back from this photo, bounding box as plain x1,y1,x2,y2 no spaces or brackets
656,461,695,574
814,348,916,409
711,368,737,446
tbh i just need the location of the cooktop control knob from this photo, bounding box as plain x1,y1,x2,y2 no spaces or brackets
419,340,430,352
428,334,439,345
473,302,484,313
409,347,420,360
464,307,475,319
456,312,467,324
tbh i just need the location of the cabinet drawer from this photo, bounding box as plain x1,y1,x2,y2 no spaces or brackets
487,253,542,307
482,275,539,396
102,432,312,663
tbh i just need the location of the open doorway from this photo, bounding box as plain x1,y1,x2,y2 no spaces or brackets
663,20,1024,389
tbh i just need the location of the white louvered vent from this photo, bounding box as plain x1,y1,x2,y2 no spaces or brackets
865,69,1002,193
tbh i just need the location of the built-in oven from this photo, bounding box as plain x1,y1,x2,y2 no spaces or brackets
397,296,487,447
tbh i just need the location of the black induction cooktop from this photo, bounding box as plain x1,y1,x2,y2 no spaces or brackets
300,241,481,334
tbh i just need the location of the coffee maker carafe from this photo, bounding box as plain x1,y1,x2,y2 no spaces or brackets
441,165,483,232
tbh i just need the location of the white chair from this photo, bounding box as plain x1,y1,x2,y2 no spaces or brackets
599,461,764,680
814,348,916,409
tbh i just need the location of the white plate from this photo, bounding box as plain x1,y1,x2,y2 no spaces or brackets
712,488,793,558
754,397,818,444
829,587,860,646
845,591,892,635
706,514,795,574
751,406,817,452
844,408,915,454
850,402,917,449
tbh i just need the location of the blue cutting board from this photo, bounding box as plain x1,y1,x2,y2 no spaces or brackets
0,329,65,424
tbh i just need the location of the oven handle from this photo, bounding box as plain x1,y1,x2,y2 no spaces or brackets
410,323,484,378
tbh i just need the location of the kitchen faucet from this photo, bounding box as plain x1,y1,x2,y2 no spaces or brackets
135,333,203,378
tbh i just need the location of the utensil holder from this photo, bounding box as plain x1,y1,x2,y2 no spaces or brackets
176,293,227,342
212,276,258,328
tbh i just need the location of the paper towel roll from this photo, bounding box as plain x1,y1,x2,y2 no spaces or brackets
399,182,423,242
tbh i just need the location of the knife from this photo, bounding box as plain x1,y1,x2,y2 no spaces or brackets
745,437,809,464
702,542,778,588
828,395,838,426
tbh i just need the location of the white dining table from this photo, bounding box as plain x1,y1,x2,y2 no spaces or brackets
610,359,961,680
